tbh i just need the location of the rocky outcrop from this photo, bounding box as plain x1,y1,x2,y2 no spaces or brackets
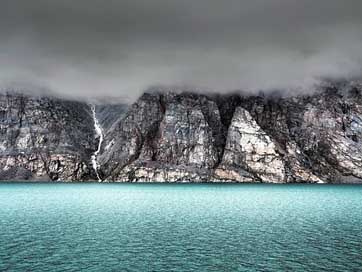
0,92,97,181
99,81,362,183
95,103,128,132
218,107,286,183
1,80,362,183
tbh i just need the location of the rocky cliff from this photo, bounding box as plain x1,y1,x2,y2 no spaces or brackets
1,80,362,183
0,92,99,181
98,81,362,183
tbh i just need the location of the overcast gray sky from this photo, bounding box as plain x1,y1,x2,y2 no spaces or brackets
1,0,362,101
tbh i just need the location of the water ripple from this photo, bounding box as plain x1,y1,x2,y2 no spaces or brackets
0,184,362,271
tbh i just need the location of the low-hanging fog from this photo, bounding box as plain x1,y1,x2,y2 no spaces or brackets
1,0,362,102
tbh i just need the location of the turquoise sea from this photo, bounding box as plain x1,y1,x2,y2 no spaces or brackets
0,183,362,272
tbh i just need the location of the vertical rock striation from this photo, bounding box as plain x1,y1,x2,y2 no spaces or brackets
217,107,286,183
0,92,96,181
0,80,362,183
99,81,362,183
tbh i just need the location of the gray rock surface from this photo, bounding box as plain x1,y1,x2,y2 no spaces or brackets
99,81,362,183
1,80,362,183
0,92,96,181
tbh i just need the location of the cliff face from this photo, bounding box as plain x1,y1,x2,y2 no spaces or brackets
98,81,362,183
1,80,362,183
0,93,97,181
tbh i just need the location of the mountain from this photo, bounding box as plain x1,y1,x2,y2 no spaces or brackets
1,81,361,183
0,93,95,180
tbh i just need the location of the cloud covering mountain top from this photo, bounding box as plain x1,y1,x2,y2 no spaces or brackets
1,0,362,101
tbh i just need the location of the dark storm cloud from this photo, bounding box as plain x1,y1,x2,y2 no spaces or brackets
1,0,362,101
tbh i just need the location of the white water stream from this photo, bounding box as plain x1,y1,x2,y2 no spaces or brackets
90,104,103,181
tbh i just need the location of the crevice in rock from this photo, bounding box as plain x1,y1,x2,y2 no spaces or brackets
213,94,242,166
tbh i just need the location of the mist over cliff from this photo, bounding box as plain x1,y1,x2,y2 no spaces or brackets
1,0,362,101
0,80,361,183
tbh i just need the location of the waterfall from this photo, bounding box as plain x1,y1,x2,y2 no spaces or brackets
90,104,103,181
